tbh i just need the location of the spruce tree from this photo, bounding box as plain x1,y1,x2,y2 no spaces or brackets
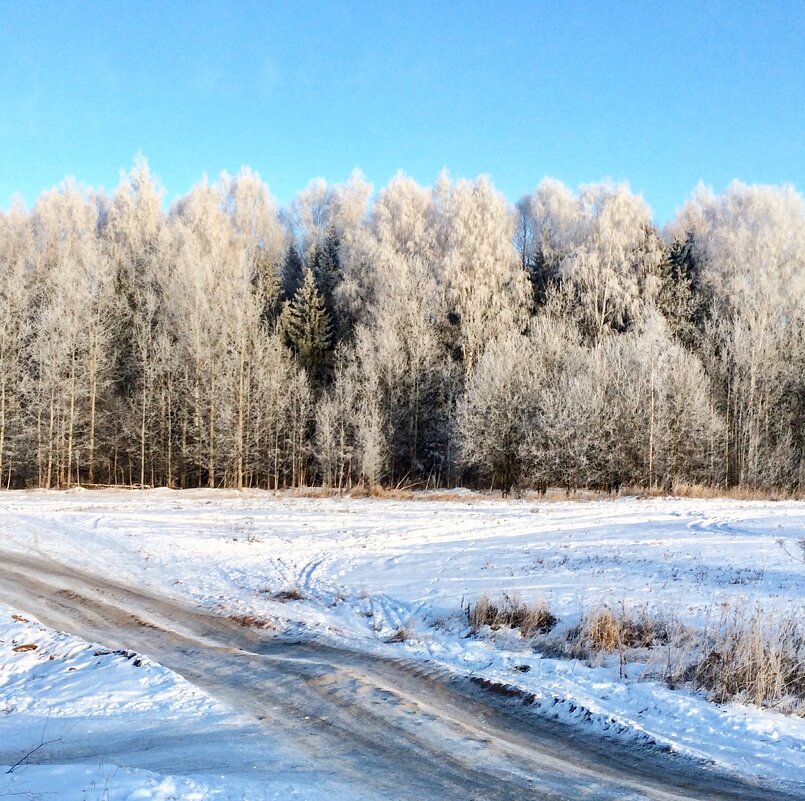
282,268,332,382
655,233,706,349
281,241,305,302
311,225,343,340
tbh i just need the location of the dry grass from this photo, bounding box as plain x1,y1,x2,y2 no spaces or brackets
567,603,671,657
385,626,412,643
682,606,805,713
80,482,804,502
467,590,805,713
571,605,621,652
667,482,804,501
228,613,273,629
348,485,489,502
414,490,488,502
467,593,558,637
286,486,342,498
281,483,805,503
258,587,305,602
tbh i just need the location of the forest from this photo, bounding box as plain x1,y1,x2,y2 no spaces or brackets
0,159,803,493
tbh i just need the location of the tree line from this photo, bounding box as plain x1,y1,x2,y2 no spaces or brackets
0,159,803,492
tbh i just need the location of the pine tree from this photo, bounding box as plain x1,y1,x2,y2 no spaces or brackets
282,268,332,381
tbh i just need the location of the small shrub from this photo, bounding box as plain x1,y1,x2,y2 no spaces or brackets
621,608,671,648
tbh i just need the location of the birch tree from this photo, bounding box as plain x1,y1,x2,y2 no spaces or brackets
434,174,531,375
27,181,115,487
673,182,805,488
0,201,31,487
531,179,664,344
102,158,170,485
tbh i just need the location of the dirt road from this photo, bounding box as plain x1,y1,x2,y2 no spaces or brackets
0,548,799,801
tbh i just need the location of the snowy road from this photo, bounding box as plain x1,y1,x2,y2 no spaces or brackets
0,543,800,801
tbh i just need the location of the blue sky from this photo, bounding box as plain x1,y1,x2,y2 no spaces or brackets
1,1,803,222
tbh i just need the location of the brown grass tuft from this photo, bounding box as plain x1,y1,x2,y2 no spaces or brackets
272,588,305,601
683,606,805,712
468,593,558,637
229,614,272,628
385,627,412,643
566,603,671,660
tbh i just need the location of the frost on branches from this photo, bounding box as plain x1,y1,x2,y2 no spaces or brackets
0,164,803,492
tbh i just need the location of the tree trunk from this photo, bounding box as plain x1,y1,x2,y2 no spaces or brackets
140,387,148,488
66,351,76,487
236,347,245,490
88,345,97,485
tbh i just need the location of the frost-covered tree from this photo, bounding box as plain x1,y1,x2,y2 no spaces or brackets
102,158,171,486
0,201,31,487
286,178,331,260
368,253,451,482
0,164,800,493
223,167,284,322
434,174,532,375
530,179,664,344
361,175,453,480
671,182,805,489
314,329,388,489
168,179,243,486
314,349,358,489
26,181,116,487
351,327,388,489
512,309,722,492
456,332,540,491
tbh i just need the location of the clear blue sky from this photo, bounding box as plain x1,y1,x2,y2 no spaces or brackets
1,1,803,222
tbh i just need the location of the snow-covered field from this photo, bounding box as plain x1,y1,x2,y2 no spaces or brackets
1,489,804,799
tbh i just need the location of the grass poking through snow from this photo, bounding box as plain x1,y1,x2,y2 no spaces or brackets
466,592,558,637
467,592,805,715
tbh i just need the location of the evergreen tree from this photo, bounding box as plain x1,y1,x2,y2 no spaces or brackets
310,226,344,341
654,233,707,349
282,240,305,302
253,248,282,325
282,268,332,382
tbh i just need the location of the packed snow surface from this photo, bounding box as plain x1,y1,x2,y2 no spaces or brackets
0,489,803,799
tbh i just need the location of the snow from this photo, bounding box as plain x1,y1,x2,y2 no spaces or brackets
0,490,804,798
0,606,224,799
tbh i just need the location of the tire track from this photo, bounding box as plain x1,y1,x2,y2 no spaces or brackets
0,548,798,801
